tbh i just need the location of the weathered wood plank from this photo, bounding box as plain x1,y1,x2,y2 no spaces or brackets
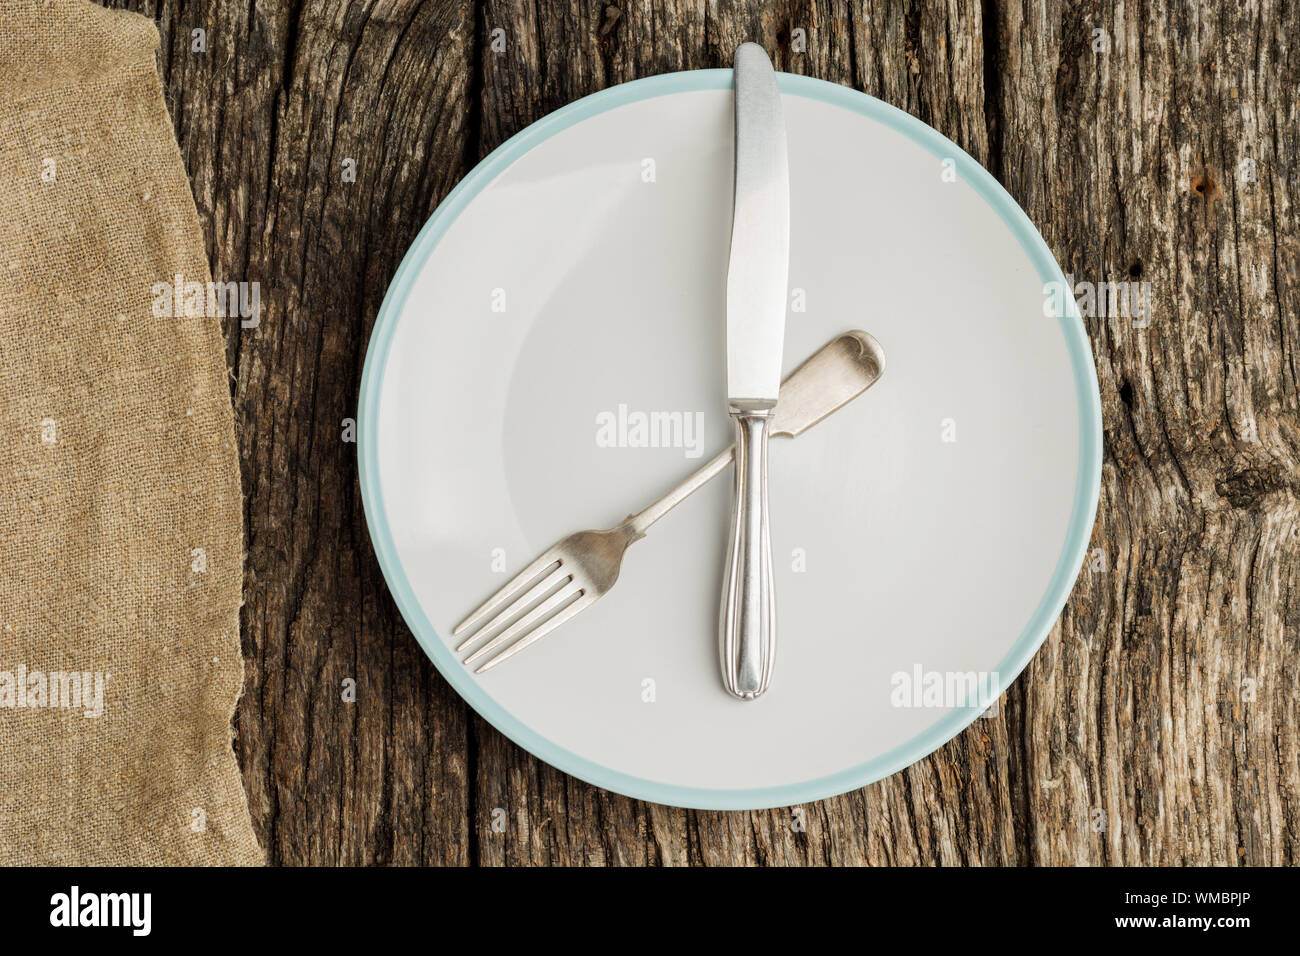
107,0,478,865
992,0,1300,864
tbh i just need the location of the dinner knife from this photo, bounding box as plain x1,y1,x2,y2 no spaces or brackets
719,43,790,700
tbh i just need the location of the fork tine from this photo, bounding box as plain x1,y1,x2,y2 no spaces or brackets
454,564,570,652
463,579,583,666
474,590,596,673
452,551,562,638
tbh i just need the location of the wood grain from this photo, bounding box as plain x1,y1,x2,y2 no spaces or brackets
103,0,1299,864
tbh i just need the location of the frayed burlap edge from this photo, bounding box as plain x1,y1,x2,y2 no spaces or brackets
0,0,263,866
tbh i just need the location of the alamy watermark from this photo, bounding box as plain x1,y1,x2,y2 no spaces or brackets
0,664,106,718
595,404,705,459
890,665,1000,710
50,886,150,936
1043,273,1154,327
151,273,260,328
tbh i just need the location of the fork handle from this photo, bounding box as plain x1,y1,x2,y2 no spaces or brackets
718,407,775,700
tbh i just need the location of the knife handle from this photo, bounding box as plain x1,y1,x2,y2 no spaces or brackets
719,407,776,700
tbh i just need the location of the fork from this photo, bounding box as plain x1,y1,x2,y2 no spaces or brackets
453,330,886,673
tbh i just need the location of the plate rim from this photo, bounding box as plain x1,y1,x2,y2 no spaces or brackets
358,69,1103,810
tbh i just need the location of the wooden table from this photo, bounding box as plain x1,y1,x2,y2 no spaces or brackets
110,0,1299,865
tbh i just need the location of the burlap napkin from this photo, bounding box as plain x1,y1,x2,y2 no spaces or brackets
0,0,262,864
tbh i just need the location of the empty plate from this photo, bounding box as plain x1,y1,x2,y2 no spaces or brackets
358,70,1102,809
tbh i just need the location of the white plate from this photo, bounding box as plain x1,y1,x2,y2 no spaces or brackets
359,71,1102,809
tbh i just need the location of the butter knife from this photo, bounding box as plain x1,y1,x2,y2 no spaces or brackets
719,43,790,700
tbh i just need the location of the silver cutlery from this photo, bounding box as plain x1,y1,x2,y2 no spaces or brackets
720,43,790,699
453,331,886,673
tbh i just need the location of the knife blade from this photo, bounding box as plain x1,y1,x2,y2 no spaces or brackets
719,43,790,701
726,43,790,405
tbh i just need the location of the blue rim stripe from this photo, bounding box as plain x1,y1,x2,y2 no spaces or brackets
357,70,1103,810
